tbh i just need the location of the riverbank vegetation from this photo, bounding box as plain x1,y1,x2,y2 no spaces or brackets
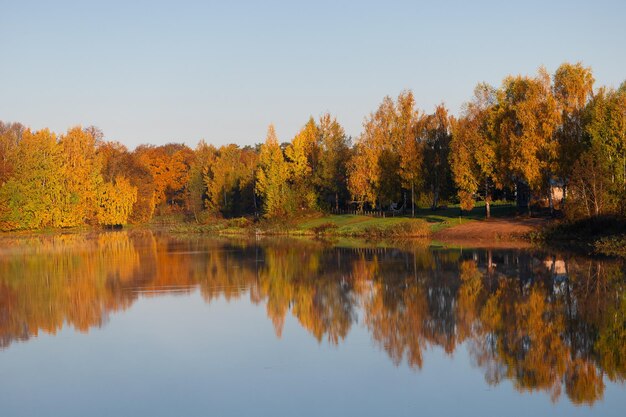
536,215,626,256
1,62,624,238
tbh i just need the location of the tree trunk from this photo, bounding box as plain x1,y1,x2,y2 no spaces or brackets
403,191,407,214
335,192,339,211
485,179,490,219
411,182,415,217
432,186,439,211
548,185,554,216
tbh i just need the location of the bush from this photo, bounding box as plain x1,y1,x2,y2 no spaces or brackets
360,221,429,238
416,192,434,209
227,217,252,228
311,222,338,235
594,235,626,257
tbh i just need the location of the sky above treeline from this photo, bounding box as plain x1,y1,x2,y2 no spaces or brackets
1,0,625,149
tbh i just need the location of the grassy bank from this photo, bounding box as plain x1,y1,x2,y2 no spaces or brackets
163,214,430,238
162,202,518,239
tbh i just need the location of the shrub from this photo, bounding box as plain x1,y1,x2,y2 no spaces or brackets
311,222,338,235
227,217,252,228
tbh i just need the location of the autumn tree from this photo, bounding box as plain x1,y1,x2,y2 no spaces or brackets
553,62,595,202
0,122,24,185
256,125,293,217
422,104,454,210
285,117,319,211
98,141,156,223
315,113,351,211
567,149,616,217
450,84,498,217
0,129,65,230
135,144,195,212
58,127,103,226
395,91,422,216
96,176,138,226
348,95,402,211
490,68,561,213
204,144,258,216
186,140,217,222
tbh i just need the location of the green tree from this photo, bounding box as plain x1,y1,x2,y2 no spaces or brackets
422,104,453,210
186,140,217,222
567,85,626,216
316,113,351,211
204,144,258,216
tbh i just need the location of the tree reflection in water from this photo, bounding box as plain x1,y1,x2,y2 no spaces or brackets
0,231,624,405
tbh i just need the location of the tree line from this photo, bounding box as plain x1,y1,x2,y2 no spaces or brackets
0,61,624,230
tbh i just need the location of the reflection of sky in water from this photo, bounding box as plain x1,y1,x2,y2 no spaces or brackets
2,293,623,417
0,233,625,416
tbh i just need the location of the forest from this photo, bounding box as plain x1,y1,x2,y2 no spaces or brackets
0,62,624,231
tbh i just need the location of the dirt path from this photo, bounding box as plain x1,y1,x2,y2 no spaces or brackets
433,217,548,248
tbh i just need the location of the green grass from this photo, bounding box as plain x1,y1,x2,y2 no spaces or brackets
160,202,519,239
294,202,517,235
295,215,428,237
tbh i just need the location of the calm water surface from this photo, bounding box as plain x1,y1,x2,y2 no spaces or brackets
0,231,625,416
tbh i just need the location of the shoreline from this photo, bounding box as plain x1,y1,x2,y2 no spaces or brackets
2,214,624,257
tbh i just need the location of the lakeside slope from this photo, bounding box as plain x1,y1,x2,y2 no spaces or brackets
433,217,548,248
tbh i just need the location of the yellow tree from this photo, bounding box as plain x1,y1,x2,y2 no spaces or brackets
553,62,594,205
395,90,422,216
285,117,319,211
347,134,380,211
0,122,24,185
348,96,400,211
58,127,103,226
97,176,138,226
98,141,156,223
256,125,293,217
490,68,561,212
207,145,261,216
0,128,65,230
450,84,498,217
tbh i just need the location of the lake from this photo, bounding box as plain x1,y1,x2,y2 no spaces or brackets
0,231,624,416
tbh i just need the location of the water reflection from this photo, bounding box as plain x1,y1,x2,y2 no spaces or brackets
0,231,624,406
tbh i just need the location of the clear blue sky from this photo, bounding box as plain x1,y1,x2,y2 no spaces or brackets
1,0,624,149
